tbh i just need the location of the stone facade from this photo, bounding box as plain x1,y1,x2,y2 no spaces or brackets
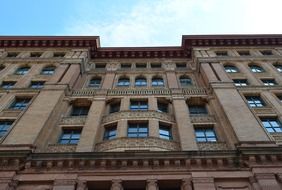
0,35,282,189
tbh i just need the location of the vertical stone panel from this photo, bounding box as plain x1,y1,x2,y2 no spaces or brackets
166,72,179,88
149,119,159,138
102,73,115,89
59,64,80,88
47,64,69,84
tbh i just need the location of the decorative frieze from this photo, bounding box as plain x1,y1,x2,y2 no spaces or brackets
107,88,171,96
102,110,175,124
59,116,87,126
46,144,77,153
95,137,180,152
190,114,216,124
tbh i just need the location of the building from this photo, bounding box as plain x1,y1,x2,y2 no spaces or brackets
0,35,282,190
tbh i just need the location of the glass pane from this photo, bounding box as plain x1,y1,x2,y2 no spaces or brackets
70,139,79,144
128,127,138,132
139,127,148,132
61,134,71,139
71,134,80,139
270,121,279,127
262,121,271,127
207,137,217,142
274,128,282,132
195,131,205,137
59,140,69,144
196,137,206,142
138,133,148,137
128,133,137,137
159,129,169,136
266,128,275,133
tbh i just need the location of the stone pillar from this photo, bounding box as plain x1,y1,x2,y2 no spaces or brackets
211,63,233,82
213,87,271,142
249,176,261,190
192,177,216,190
255,173,280,190
47,64,69,84
166,72,179,88
102,72,115,89
181,178,192,190
59,64,80,88
117,120,127,138
146,179,158,190
148,97,158,111
53,179,76,190
3,90,65,145
76,97,106,152
111,180,123,190
200,63,219,84
0,64,17,81
120,97,130,111
172,97,198,150
14,64,43,88
0,93,13,112
235,63,261,85
77,180,88,190
149,119,159,137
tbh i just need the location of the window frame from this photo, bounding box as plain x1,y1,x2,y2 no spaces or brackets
233,79,248,87
159,123,172,140
179,76,192,87
2,81,16,89
249,65,264,73
9,98,31,110
0,120,14,138
41,66,56,75
135,77,147,87
15,66,30,75
127,122,148,138
30,81,45,89
224,65,239,73
130,100,148,111
103,125,117,140
117,77,130,87
195,127,217,142
189,105,208,115
88,77,102,88
261,79,277,86
59,128,81,145
245,96,265,108
260,118,282,133
71,106,90,116
151,77,164,87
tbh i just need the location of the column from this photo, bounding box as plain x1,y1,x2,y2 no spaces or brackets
173,97,198,150
149,119,159,138
192,177,216,190
146,179,158,190
0,93,14,112
200,63,219,83
0,64,17,81
236,63,261,85
77,180,87,190
3,90,65,145
14,64,43,88
102,72,115,89
76,98,106,152
47,64,69,84
211,63,233,82
59,64,81,88
181,178,192,190
53,179,76,190
120,97,130,111
111,180,123,190
255,173,280,190
148,97,158,111
166,72,179,88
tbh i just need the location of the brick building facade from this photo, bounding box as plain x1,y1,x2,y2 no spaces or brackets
0,35,282,189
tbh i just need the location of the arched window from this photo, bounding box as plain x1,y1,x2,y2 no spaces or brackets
117,77,130,87
274,64,282,73
224,65,239,73
135,77,147,87
89,77,101,88
249,65,264,73
152,77,164,87
41,66,56,75
15,66,30,75
179,76,192,87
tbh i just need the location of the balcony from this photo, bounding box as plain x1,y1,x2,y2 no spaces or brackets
95,137,180,152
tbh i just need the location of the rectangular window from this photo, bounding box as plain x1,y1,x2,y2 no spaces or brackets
261,79,276,86
71,106,89,116
30,81,45,89
136,63,147,68
104,125,117,140
30,52,42,57
215,51,228,56
53,52,65,57
176,63,186,68
95,63,106,69
130,100,148,111
110,102,120,113
189,105,208,115
260,50,272,55
128,122,148,138
7,52,19,57
260,118,282,133
233,79,248,86
159,123,172,140
151,63,161,68
245,96,265,108
0,120,14,138
2,81,16,89
59,128,81,144
238,51,250,56
121,63,131,69
10,98,31,110
157,101,168,113
195,127,217,142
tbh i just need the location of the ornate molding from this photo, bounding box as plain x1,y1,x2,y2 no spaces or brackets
108,88,171,96
46,144,76,153
59,116,87,126
190,114,216,124
102,110,175,124
95,137,180,152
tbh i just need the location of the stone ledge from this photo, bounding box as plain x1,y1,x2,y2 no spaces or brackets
46,144,76,153
59,116,87,126
197,142,228,151
95,137,181,152
190,114,216,124
0,109,22,118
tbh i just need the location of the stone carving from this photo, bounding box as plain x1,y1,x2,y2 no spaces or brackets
111,180,123,190
197,142,228,151
107,88,171,96
102,110,175,124
59,116,87,126
95,137,180,152
72,89,96,96
190,114,216,124
46,144,76,153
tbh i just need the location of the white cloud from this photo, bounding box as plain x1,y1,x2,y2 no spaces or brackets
63,0,282,47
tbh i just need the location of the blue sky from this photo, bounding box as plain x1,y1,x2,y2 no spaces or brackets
0,0,282,47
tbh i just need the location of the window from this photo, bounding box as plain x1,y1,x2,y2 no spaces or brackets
104,125,117,140
195,128,217,142
224,65,239,73
216,51,228,56
136,63,147,68
157,101,168,113
121,63,131,69
15,66,30,75
109,102,120,113
261,79,276,86
159,124,172,140
249,65,264,73
30,81,45,89
245,96,265,108
277,95,282,102
152,77,164,87
130,100,148,111
59,128,81,144
151,63,161,68
95,63,106,69
89,77,101,88
7,52,18,57
30,52,42,57
189,105,208,115
179,76,192,87
2,81,16,89
53,52,65,57
0,120,14,138
10,98,31,110
176,63,186,68
41,66,56,75
71,106,89,116
233,79,248,86
260,50,272,56
128,122,148,138
117,77,130,87
274,64,282,73
135,77,147,87
260,118,282,133
238,51,250,56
